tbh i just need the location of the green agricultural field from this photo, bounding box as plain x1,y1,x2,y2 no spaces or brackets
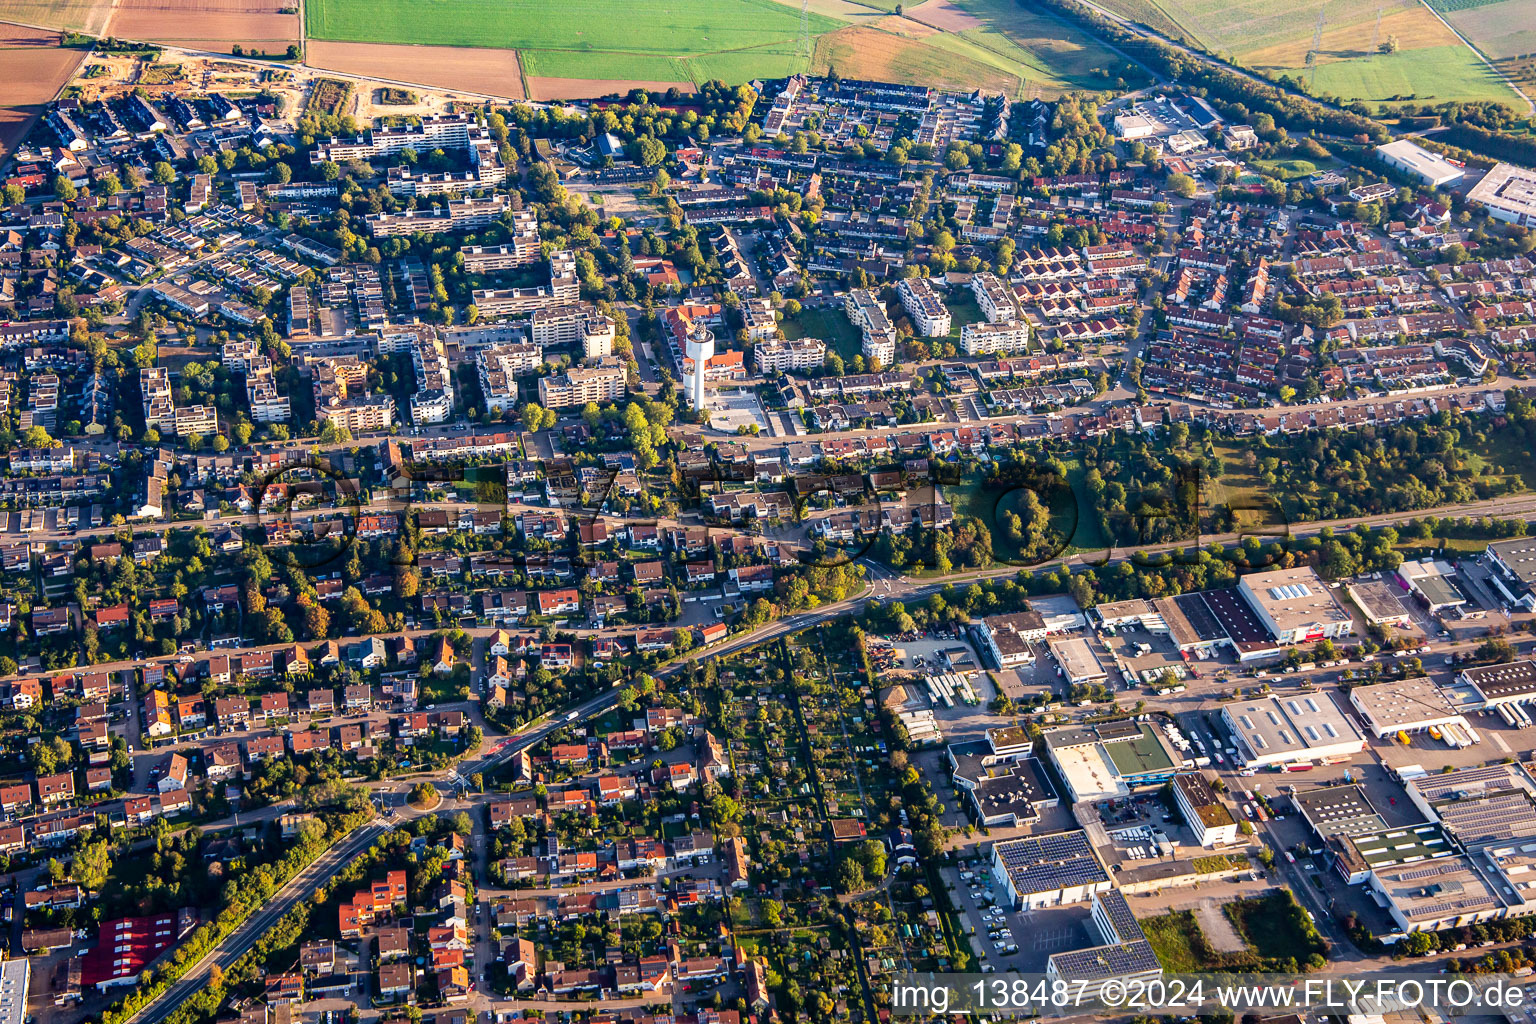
306,0,1141,94
1309,44,1520,104
306,0,839,56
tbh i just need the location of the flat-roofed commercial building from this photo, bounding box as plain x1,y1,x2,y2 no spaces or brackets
1237,566,1353,645
1486,538,1536,611
1043,728,1128,803
1349,677,1468,739
1221,693,1365,768
1406,762,1536,845
1046,636,1106,685
1372,854,1503,933
1294,785,1388,843
1171,772,1237,847
1397,558,1469,613
1332,822,1453,885
968,758,1056,828
1345,580,1412,628
1467,162,1536,226
975,610,1046,667
990,830,1110,910
1097,722,1179,787
1376,139,1466,188
1481,839,1536,916
0,959,27,1024
1458,661,1536,708
1046,889,1160,995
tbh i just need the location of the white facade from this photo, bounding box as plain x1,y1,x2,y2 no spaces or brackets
961,320,1031,356
972,272,1018,323
683,323,714,413
898,277,951,338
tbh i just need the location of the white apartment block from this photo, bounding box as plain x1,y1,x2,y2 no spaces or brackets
741,300,778,342
477,345,537,415
754,338,826,374
961,320,1031,356
548,250,579,302
532,303,613,348
537,358,626,410
174,404,218,438
845,288,897,367
365,195,508,238
581,317,616,360
972,272,1019,323
898,277,951,338
410,340,455,425
140,367,175,432
318,397,395,433
247,368,291,424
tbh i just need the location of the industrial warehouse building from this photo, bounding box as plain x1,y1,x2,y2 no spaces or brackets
990,830,1111,910
1485,538,1536,611
1458,660,1536,709
1043,723,1182,803
1045,890,1161,997
1235,566,1354,646
1396,558,1469,613
1348,677,1474,742
1220,693,1365,768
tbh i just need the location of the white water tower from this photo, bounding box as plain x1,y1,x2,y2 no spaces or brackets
683,321,714,413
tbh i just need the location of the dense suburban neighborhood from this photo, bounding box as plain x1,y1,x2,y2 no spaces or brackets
7,14,1536,1024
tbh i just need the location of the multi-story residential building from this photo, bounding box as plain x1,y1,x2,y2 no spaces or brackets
972,272,1018,323
174,404,218,438
410,339,455,425
140,367,175,432
477,344,541,415
537,358,626,410
531,303,605,348
754,338,826,374
898,277,951,337
460,211,541,271
961,320,1031,356
365,195,508,238
845,288,896,367
318,396,396,433
246,362,291,424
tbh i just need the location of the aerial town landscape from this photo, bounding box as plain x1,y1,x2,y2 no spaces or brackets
10,0,1536,1021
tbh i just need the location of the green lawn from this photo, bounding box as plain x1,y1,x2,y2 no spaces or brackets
1249,157,1319,180
783,306,860,363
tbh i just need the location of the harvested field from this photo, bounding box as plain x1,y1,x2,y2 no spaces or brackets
0,24,87,159
810,22,1023,96
526,76,696,101
0,0,112,33
1244,5,1458,72
306,40,526,99
1439,0,1536,60
105,1,299,52
906,0,984,32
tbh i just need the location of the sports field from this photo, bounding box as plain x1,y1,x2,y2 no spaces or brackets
304,0,1143,97
1093,0,1521,106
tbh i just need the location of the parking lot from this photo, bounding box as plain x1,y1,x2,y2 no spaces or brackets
940,860,1096,973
